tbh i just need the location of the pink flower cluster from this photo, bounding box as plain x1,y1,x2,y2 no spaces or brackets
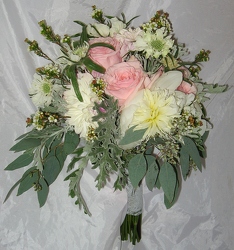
88,36,197,109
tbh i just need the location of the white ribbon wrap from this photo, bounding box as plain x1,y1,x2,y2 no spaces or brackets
126,181,143,216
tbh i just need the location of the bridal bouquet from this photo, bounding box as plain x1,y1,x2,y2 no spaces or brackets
4,6,227,245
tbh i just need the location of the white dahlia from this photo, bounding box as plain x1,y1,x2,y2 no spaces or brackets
63,73,99,138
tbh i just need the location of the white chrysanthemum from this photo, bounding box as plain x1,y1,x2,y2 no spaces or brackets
63,73,99,138
29,74,64,108
115,27,143,43
131,89,180,137
134,28,174,58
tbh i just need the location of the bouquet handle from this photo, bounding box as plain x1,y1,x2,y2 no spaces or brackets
120,180,143,245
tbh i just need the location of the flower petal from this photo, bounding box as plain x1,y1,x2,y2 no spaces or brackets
150,70,183,91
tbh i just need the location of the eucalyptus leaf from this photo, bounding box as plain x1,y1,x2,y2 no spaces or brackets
63,131,80,155
4,178,25,203
159,162,177,203
37,178,49,207
155,176,161,189
119,126,147,146
10,137,41,152
55,144,67,167
202,131,209,143
145,155,159,191
17,166,38,196
180,145,190,181
164,178,179,209
42,155,61,185
128,154,147,188
183,136,202,171
5,152,34,171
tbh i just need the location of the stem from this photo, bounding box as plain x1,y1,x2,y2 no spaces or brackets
120,214,142,245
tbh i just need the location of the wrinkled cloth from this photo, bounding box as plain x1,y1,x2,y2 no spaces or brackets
0,0,234,249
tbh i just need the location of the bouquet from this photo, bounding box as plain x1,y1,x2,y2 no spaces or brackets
4,6,227,245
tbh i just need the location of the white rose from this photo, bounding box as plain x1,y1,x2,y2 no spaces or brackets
87,23,110,37
109,17,126,37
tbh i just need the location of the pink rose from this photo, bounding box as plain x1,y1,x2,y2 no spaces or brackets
88,37,122,71
103,56,150,108
177,81,197,94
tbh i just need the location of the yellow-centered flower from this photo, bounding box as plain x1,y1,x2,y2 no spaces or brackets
130,89,180,138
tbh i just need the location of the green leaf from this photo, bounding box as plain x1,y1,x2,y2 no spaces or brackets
63,131,80,155
125,15,140,27
10,138,41,152
202,131,209,143
55,144,67,167
203,83,227,93
164,178,180,209
145,155,159,191
88,42,115,51
159,162,177,203
183,136,202,171
80,25,88,45
82,57,106,74
128,154,147,188
17,167,38,196
5,152,34,171
180,145,190,180
119,126,147,146
42,155,61,185
37,178,49,207
66,157,82,172
4,179,23,203
73,20,87,27
66,64,83,102
73,147,84,156
155,176,161,189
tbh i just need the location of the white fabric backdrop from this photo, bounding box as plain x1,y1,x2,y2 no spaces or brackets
1,0,234,249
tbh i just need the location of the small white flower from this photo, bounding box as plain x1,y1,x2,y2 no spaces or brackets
109,18,126,36
59,42,89,65
48,115,57,123
134,28,174,58
29,74,64,108
87,23,110,37
63,73,99,138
